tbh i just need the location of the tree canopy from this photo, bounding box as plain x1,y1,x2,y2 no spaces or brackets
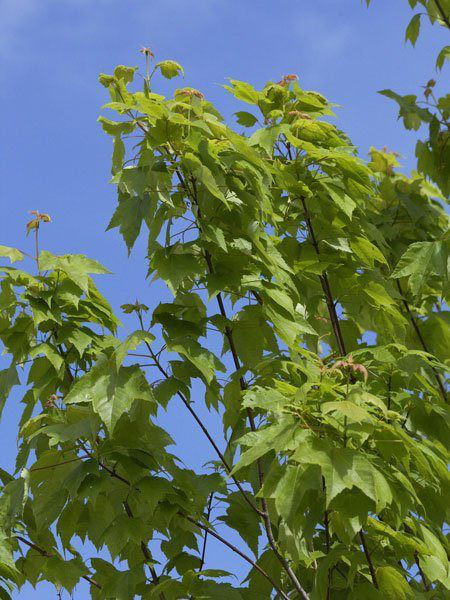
0,2,448,599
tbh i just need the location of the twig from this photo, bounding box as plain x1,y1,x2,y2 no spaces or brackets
35,225,40,275
396,280,447,403
414,551,430,591
15,535,101,589
135,312,262,517
30,456,87,472
359,531,378,589
183,514,290,600
199,493,214,571
301,195,380,590
433,0,450,29
122,500,165,599
187,177,309,600
300,197,346,357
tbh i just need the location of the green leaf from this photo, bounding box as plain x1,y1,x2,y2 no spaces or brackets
39,252,111,293
376,566,413,599
231,418,300,474
150,243,203,294
45,557,88,592
405,13,421,46
235,111,258,127
156,60,184,79
350,237,388,267
0,246,23,264
0,365,19,419
391,240,445,294
378,89,431,130
64,355,155,432
436,45,450,70
292,437,387,506
29,343,64,373
322,400,372,423
0,587,12,600
166,338,225,384
113,330,155,369
219,492,261,556
107,195,155,254
224,79,262,105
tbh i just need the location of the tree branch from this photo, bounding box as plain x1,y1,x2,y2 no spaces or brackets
359,531,379,589
414,551,430,591
122,500,165,599
187,177,310,600
198,493,214,572
300,197,346,356
136,313,263,518
15,535,101,589
183,514,290,600
395,280,447,403
301,196,380,590
433,0,450,28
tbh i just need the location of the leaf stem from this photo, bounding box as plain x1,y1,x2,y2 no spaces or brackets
35,224,40,275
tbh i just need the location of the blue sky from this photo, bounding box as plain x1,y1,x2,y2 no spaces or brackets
0,0,447,597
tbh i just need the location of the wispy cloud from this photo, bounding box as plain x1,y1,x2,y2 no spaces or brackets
293,13,351,62
0,0,39,61
0,0,223,69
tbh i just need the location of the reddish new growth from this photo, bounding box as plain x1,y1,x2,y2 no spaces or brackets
288,110,313,121
44,394,58,408
331,355,369,382
278,74,299,87
140,46,155,59
177,87,205,100
26,210,51,235
381,146,401,158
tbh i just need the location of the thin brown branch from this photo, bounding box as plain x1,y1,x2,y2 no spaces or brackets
433,0,450,28
30,456,88,472
183,514,290,600
136,305,262,519
403,523,431,591
198,493,214,571
322,477,331,600
15,535,101,589
396,280,447,403
359,531,378,589
414,551,430,591
187,178,309,600
35,225,40,276
301,196,381,591
122,500,164,599
300,197,346,356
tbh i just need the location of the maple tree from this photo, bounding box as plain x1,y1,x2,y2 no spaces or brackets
0,2,448,599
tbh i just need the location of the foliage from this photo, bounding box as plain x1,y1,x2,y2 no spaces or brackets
0,7,449,600
367,0,450,196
